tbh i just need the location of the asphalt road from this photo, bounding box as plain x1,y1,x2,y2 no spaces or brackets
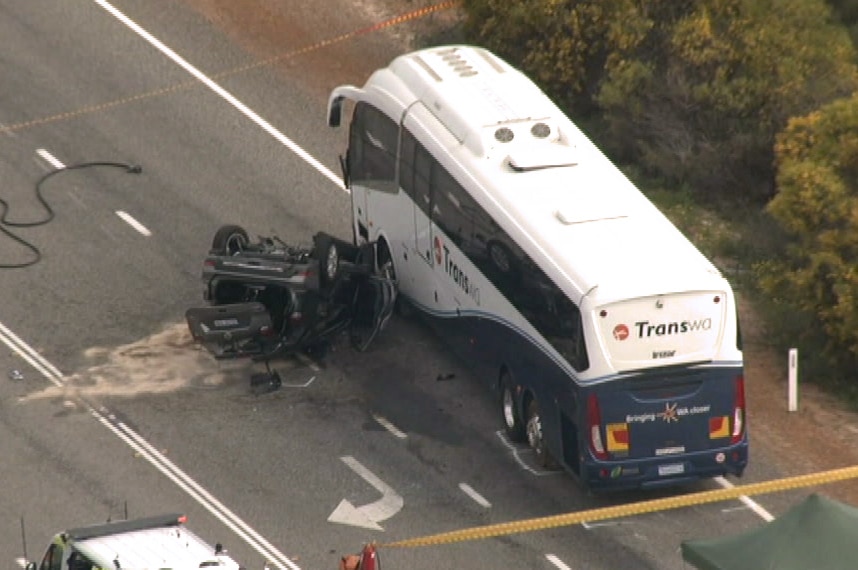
0,1,814,569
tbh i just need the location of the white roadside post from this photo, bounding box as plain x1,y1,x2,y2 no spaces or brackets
788,348,799,412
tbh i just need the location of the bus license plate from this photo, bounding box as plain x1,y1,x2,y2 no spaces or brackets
658,463,685,476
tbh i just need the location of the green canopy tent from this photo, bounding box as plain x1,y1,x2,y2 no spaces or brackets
681,493,858,570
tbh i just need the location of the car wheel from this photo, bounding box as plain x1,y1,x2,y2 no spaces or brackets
211,225,249,256
500,372,526,443
324,242,339,281
313,234,341,289
526,399,557,468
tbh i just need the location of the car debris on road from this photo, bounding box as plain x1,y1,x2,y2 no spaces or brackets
186,225,396,387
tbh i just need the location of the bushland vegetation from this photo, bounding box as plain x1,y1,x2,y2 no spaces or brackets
458,0,858,395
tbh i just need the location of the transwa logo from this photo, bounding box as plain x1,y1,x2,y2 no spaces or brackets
613,319,712,341
434,236,443,265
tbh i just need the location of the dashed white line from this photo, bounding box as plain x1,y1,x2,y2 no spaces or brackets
581,520,621,529
373,413,407,439
714,475,775,522
546,554,573,570
115,210,152,236
36,148,65,169
459,483,491,508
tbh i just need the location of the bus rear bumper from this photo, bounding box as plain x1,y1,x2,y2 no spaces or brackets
581,442,749,492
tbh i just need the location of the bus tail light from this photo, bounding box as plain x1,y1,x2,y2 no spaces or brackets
709,416,730,439
731,375,746,444
587,394,608,460
606,423,629,452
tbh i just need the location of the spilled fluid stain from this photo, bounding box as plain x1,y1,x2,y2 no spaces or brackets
22,323,247,401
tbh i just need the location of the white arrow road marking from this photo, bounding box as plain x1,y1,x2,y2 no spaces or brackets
328,456,403,531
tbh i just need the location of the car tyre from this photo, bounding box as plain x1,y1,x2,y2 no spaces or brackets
211,225,249,256
313,234,341,289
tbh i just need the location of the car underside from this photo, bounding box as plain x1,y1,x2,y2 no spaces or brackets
185,225,396,382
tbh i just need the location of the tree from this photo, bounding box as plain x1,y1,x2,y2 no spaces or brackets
460,0,858,204
459,0,689,116
598,0,858,202
759,92,858,370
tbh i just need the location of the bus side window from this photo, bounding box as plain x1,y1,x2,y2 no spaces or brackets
349,102,397,186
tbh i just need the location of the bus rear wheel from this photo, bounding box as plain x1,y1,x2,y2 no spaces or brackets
500,373,526,443
526,399,557,469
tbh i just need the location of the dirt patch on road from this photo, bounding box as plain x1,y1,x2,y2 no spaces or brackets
22,323,245,402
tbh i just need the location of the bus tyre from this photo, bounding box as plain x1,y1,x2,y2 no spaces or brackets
526,399,557,469
211,225,249,256
500,375,526,443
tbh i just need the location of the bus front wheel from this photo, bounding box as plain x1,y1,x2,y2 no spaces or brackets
500,373,526,443
526,399,557,469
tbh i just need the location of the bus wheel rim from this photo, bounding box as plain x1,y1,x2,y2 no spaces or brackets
527,414,543,452
502,389,516,428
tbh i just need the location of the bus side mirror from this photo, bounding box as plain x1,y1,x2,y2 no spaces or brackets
26,562,37,570
328,95,345,127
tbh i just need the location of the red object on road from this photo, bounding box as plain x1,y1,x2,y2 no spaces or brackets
359,543,378,570
339,543,378,570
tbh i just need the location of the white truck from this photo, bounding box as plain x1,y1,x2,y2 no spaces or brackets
24,513,243,570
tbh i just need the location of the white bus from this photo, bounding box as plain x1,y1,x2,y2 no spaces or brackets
327,45,747,490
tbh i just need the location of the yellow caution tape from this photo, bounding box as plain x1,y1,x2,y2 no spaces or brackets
381,465,858,548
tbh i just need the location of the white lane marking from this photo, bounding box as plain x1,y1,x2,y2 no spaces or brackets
546,554,573,570
93,0,345,192
0,322,301,570
459,482,491,508
115,210,152,236
495,431,560,477
281,375,316,388
36,148,65,169
328,456,404,531
714,475,775,522
373,413,407,439
15,557,27,569
0,321,64,387
581,520,621,529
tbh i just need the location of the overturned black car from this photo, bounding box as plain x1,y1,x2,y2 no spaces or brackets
186,225,396,378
